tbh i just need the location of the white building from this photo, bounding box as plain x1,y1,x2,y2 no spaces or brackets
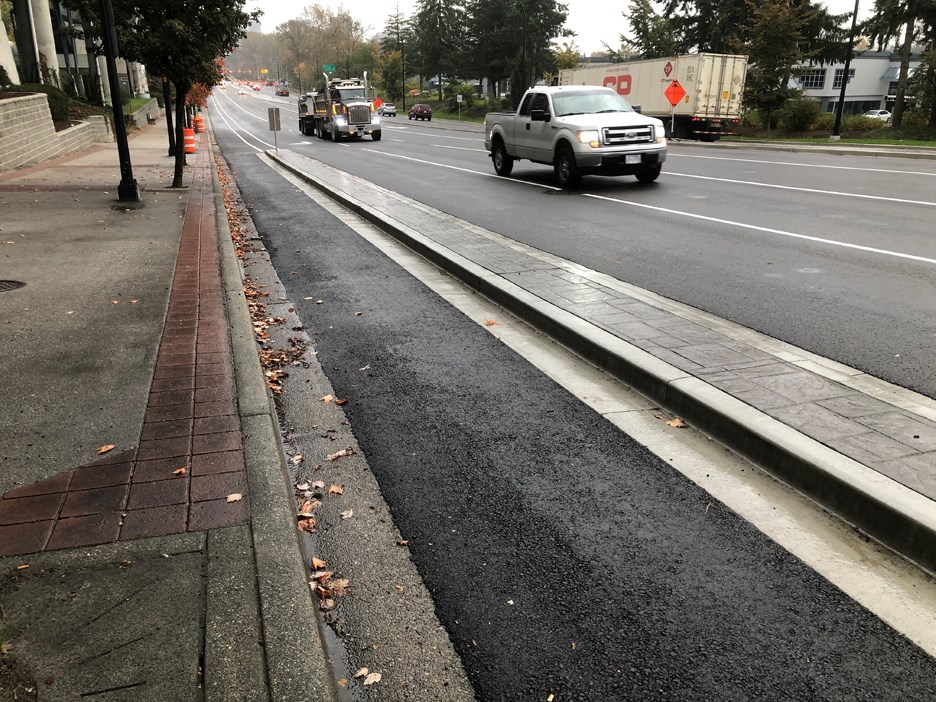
794,51,921,115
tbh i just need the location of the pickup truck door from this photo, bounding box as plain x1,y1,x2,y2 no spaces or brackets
518,92,553,162
512,93,534,159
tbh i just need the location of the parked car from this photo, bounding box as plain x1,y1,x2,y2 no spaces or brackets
275,87,290,97
409,103,432,121
253,85,260,91
863,109,892,123
378,102,396,116
238,89,247,96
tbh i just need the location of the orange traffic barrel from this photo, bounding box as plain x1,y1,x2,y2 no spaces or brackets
193,114,205,133
183,127,196,154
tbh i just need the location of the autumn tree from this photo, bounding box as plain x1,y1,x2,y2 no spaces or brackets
64,0,257,187
553,41,582,70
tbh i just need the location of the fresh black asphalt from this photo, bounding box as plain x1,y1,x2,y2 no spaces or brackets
215,124,936,701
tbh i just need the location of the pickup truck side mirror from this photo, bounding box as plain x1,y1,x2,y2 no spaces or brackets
530,109,550,122
632,104,642,114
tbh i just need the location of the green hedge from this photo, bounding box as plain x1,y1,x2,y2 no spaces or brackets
15,83,70,121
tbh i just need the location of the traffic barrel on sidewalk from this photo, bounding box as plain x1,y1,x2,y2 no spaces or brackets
193,114,205,133
183,127,196,154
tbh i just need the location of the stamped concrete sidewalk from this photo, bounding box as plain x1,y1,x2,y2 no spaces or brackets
0,121,335,700
270,147,936,573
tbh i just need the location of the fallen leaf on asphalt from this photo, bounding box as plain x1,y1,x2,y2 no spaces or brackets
548,695,555,702
290,454,304,465
398,540,409,546
296,482,310,491
172,467,187,476
111,300,120,305
311,556,327,569
1,642,12,654
331,578,350,596
335,398,348,406
394,584,404,593
354,668,369,679
297,517,317,532
354,311,363,316
485,320,499,326
312,480,326,489
311,570,334,582
363,672,381,686
328,484,344,495
666,417,687,428
319,598,335,610
303,296,314,300
340,509,353,519
226,493,243,503
337,679,347,687
16,565,28,570
507,599,514,605
328,448,354,461
321,394,334,403
129,299,139,304
298,499,320,516
96,444,116,454
571,642,576,650
359,364,371,371
1,241,14,245
315,299,324,304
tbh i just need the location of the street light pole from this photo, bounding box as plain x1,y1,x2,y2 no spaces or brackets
831,0,860,139
99,0,140,202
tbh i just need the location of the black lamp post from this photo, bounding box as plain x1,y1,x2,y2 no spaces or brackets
99,0,140,201
832,0,860,139
515,0,527,91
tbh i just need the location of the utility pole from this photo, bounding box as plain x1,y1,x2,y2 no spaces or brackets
99,0,140,202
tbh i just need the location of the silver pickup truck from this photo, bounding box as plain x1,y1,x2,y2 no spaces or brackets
484,86,667,188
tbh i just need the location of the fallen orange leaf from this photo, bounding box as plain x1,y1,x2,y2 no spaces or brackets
311,556,327,569
321,394,334,403
226,493,243,503
341,509,353,519
484,320,499,326
319,598,335,610
666,417,687,428
96,444,116,454
335,398,348,406
16,564,29,570
297,517,317,532
354,668,369,679
172,467,187,476
363,672,381,686
328,484,344,495
328,448,354,461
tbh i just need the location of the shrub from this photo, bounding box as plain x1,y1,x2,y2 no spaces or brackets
0,65,11,89
15,83,70,121
814,113,836,131
778,96,820,131
444,82,477,111
841,115,882,132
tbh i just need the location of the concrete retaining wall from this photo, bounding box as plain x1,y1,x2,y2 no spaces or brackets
125,98,159,128
0,93,114,172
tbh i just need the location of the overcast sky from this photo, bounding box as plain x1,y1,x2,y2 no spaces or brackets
247,0,872,57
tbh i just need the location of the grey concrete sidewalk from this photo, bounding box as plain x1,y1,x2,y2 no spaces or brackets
0,121,336,700
269,147,936,574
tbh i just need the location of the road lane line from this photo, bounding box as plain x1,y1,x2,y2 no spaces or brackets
434,144,489,153
666,171,936,206
361,149,562,190
671,152,936,177
585,192,936,266
210,100,275,150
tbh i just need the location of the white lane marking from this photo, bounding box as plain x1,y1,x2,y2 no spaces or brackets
385,128,480,142
434,144,489,153
212,90,268,122
672,152,936,177
360,149,562,190
666,171,936,207
210,100,276,150
585,192,936,266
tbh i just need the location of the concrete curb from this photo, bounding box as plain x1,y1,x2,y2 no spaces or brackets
267,148,936,575
209,137,339,701
680,139,936,160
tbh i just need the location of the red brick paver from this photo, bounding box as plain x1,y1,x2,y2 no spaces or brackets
0,150,251,557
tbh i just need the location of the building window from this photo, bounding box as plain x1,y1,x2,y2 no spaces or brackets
888,81,900,95
799,69,826,89
833,68,855,89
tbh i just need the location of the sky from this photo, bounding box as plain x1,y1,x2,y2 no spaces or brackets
247,0,872,58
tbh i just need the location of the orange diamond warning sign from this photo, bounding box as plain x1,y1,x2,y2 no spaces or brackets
664,80,686,107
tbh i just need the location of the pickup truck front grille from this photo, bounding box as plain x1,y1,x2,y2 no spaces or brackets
348,105,371,125
603,125,654,145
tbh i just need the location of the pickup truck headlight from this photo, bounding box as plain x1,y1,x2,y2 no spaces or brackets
577,130,601,148
655,125,666,144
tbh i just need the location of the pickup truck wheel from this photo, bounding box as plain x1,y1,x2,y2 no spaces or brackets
554,145,581,188
635,165,662,183
492,140,514,176
372,131,382,141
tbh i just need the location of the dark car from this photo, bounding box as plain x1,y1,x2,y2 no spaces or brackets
408,103,432,121
275,87,290,97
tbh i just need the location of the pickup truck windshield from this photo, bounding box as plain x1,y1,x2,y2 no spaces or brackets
553,91,633,117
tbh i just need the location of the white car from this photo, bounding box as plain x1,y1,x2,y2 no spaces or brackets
863,109,891,123
238,89,247,96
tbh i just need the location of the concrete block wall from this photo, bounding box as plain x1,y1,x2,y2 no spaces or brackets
125,98,159,128
0,93,111,172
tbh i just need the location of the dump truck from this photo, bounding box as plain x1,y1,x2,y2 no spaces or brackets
298,73,381,141
558,53,747,141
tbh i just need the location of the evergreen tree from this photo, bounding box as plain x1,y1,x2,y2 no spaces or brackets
413,0,465,99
